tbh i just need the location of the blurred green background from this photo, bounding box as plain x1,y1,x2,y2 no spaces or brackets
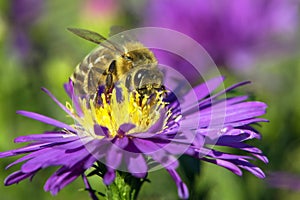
0,0,300,199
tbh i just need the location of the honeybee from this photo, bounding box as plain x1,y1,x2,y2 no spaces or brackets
68,28,164,101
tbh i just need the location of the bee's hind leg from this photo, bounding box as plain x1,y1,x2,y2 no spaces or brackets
105,73,113,93
105,60,117,94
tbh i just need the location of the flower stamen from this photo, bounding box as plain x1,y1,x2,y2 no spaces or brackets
75,85,168,138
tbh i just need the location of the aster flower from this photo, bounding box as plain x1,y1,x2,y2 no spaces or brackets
0,76,267,199
143,0,298,75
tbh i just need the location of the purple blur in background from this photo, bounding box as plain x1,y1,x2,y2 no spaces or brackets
267,172,300,190
143,0,299,71
9,0,44,62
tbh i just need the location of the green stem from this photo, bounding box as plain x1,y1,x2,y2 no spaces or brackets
105,171,147,200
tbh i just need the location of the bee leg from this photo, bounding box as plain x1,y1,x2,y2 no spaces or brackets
105,60,117,94
108,60,116,73
94,83,106,106
137,87,147,106
106,74,113,93
93,92,100,106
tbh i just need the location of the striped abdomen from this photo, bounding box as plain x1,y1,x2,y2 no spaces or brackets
71,46,115,96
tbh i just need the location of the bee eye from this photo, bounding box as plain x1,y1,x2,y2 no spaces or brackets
134,69,148,87
125,74,132,89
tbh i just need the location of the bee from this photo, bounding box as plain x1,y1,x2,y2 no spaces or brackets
68,28,164,101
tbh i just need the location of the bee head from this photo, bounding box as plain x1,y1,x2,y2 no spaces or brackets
114,42,163,95
122,67,164,96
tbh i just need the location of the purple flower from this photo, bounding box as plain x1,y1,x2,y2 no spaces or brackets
143,0,298,71
0,76,268,199
9,0,44,62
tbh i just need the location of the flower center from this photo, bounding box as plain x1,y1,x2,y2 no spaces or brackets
76,85,167,138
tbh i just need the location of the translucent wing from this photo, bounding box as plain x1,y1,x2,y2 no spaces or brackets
109,26,128,37
109,26,137,44
67,27,123,53
67,28,107,44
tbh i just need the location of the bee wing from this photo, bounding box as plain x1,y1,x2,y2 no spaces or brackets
109,26,138,44
67,27,123,53
67,28,109,44
109,26,128,37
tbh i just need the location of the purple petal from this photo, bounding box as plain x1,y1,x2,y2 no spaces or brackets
223,96,249,106
182,81,251,115
225,128,261,140
106,144,123,170
61,137,92,152
132,138,162,153
125,154,147,178
94,125,109,137
103,169,116,185
64,79,83,117
20,141,92,173
156,141,190,155
198,148,253,160
21,149,63,173
208,132,257,145
114,137,129,149
167,169,189,199
201,157,243,176
82,154,99,169
132,138,179,169
223,102,267,122
44,167,82,195
14,133,77,143
42,87,75,119
63,80,73,99
252,153,269,164
144,111,166,133
6,148,50,169
199,81,251,107
184,76,225,102
4,170,36,186
234,159,266,178
216,141,263,154
118,123,136,134
225,118,269,127
0,142,53,158
17,111,76,132
185,101,267,128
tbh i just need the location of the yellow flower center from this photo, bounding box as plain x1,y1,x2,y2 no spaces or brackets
71,85,167,138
